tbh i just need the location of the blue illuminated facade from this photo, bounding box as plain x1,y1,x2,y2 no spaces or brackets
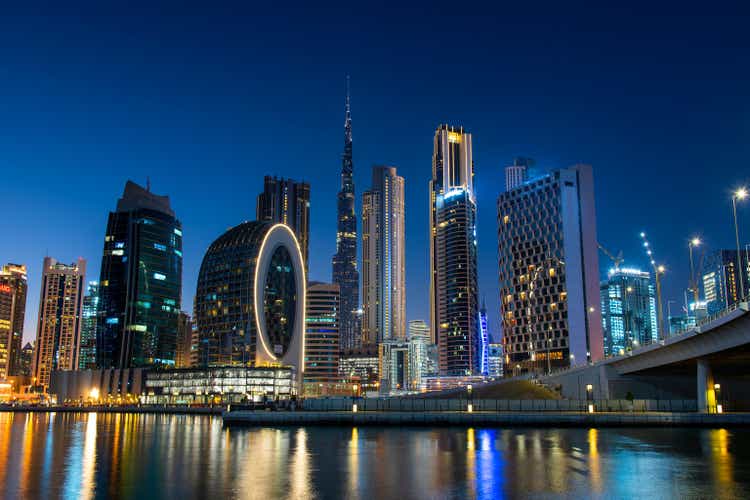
600,268,657,357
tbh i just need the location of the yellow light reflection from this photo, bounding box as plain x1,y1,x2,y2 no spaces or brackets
348,427,360,498
709,429,733,493
588,428,601,493
466,428,476,499
79,413,97,500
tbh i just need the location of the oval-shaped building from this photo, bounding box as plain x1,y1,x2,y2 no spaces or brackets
195,221,305,376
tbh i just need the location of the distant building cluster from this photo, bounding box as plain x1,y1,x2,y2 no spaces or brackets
3,78,750,403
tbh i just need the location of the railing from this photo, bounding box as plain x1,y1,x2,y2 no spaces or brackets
298,397,703,413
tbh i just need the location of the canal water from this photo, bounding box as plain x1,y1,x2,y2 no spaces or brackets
1,412,748,499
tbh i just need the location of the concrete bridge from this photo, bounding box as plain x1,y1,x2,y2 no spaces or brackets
540,302,750,412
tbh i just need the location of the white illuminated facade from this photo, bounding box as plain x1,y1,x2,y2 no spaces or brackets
362,166,406,345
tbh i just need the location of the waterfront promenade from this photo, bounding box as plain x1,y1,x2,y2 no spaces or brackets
222,409,750,427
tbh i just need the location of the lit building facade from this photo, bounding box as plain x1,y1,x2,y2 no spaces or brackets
33,257,86,390
19,342,33,377
332,80,360,351
600,268,657,357
256,175,310,274
339,345,379,390
379,340,410,394
304,282,340,384
362,166,406,345
488,343,503,378
78,281,99,370
505,157,531,191
702,249,749,315
0,263,27,379
175,311,195,368
429,124,481,376
479,301,489,375
195,222,305,378
97,181,182,369
497,164,604,374
409,320,430,342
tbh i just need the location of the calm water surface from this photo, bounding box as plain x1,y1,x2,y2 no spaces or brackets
0,412,749,499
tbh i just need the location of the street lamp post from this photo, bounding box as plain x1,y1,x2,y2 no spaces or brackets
732,188,747,301
688,237,701,306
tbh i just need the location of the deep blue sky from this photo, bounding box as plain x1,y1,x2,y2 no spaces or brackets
1,3,749,344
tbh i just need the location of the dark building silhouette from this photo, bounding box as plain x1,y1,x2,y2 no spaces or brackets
256,175,310,274
97,181,182,369
332,77,361,350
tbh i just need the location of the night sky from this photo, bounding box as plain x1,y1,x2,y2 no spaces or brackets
1,3,749,344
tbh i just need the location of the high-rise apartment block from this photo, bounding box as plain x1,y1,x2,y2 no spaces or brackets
32,257,86,389
256,175,310,274
362,166,406,345
600,268,657,357
305,282,340,384
497,164,604,374
97,181,182,369
0,263,27,379
430,124,481,376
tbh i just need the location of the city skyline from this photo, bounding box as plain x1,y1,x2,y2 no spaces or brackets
1,5,749,347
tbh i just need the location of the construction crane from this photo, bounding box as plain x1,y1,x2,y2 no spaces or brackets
640,232,666,340
597,243,624,273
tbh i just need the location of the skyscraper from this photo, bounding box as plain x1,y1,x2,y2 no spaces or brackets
497,164,604,374
600,268,657,357
362,166,406,345
256,175,310,274
479,300,490,375
78,281,99,370
304,282,340,384
702,249,749,315
32,257,86,390
429,124,481,376
505,157,531,191
332,77,360,351
0,263,27,379
97,181,182,369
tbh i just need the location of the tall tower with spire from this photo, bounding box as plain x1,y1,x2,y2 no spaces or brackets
332,76,361,350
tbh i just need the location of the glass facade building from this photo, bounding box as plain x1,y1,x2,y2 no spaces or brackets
0,263,27,379
195,221,305,377
600,268,657,357
429,125,481,376
497,164,604,375
97,181,182,369
78,281,99,370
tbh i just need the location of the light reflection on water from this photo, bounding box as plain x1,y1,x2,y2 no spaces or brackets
1,412,749,499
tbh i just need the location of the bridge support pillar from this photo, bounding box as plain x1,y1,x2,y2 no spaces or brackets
697,358,717,413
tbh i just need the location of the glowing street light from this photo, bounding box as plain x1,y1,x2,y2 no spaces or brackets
688,237,702,305
732,188,747,300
